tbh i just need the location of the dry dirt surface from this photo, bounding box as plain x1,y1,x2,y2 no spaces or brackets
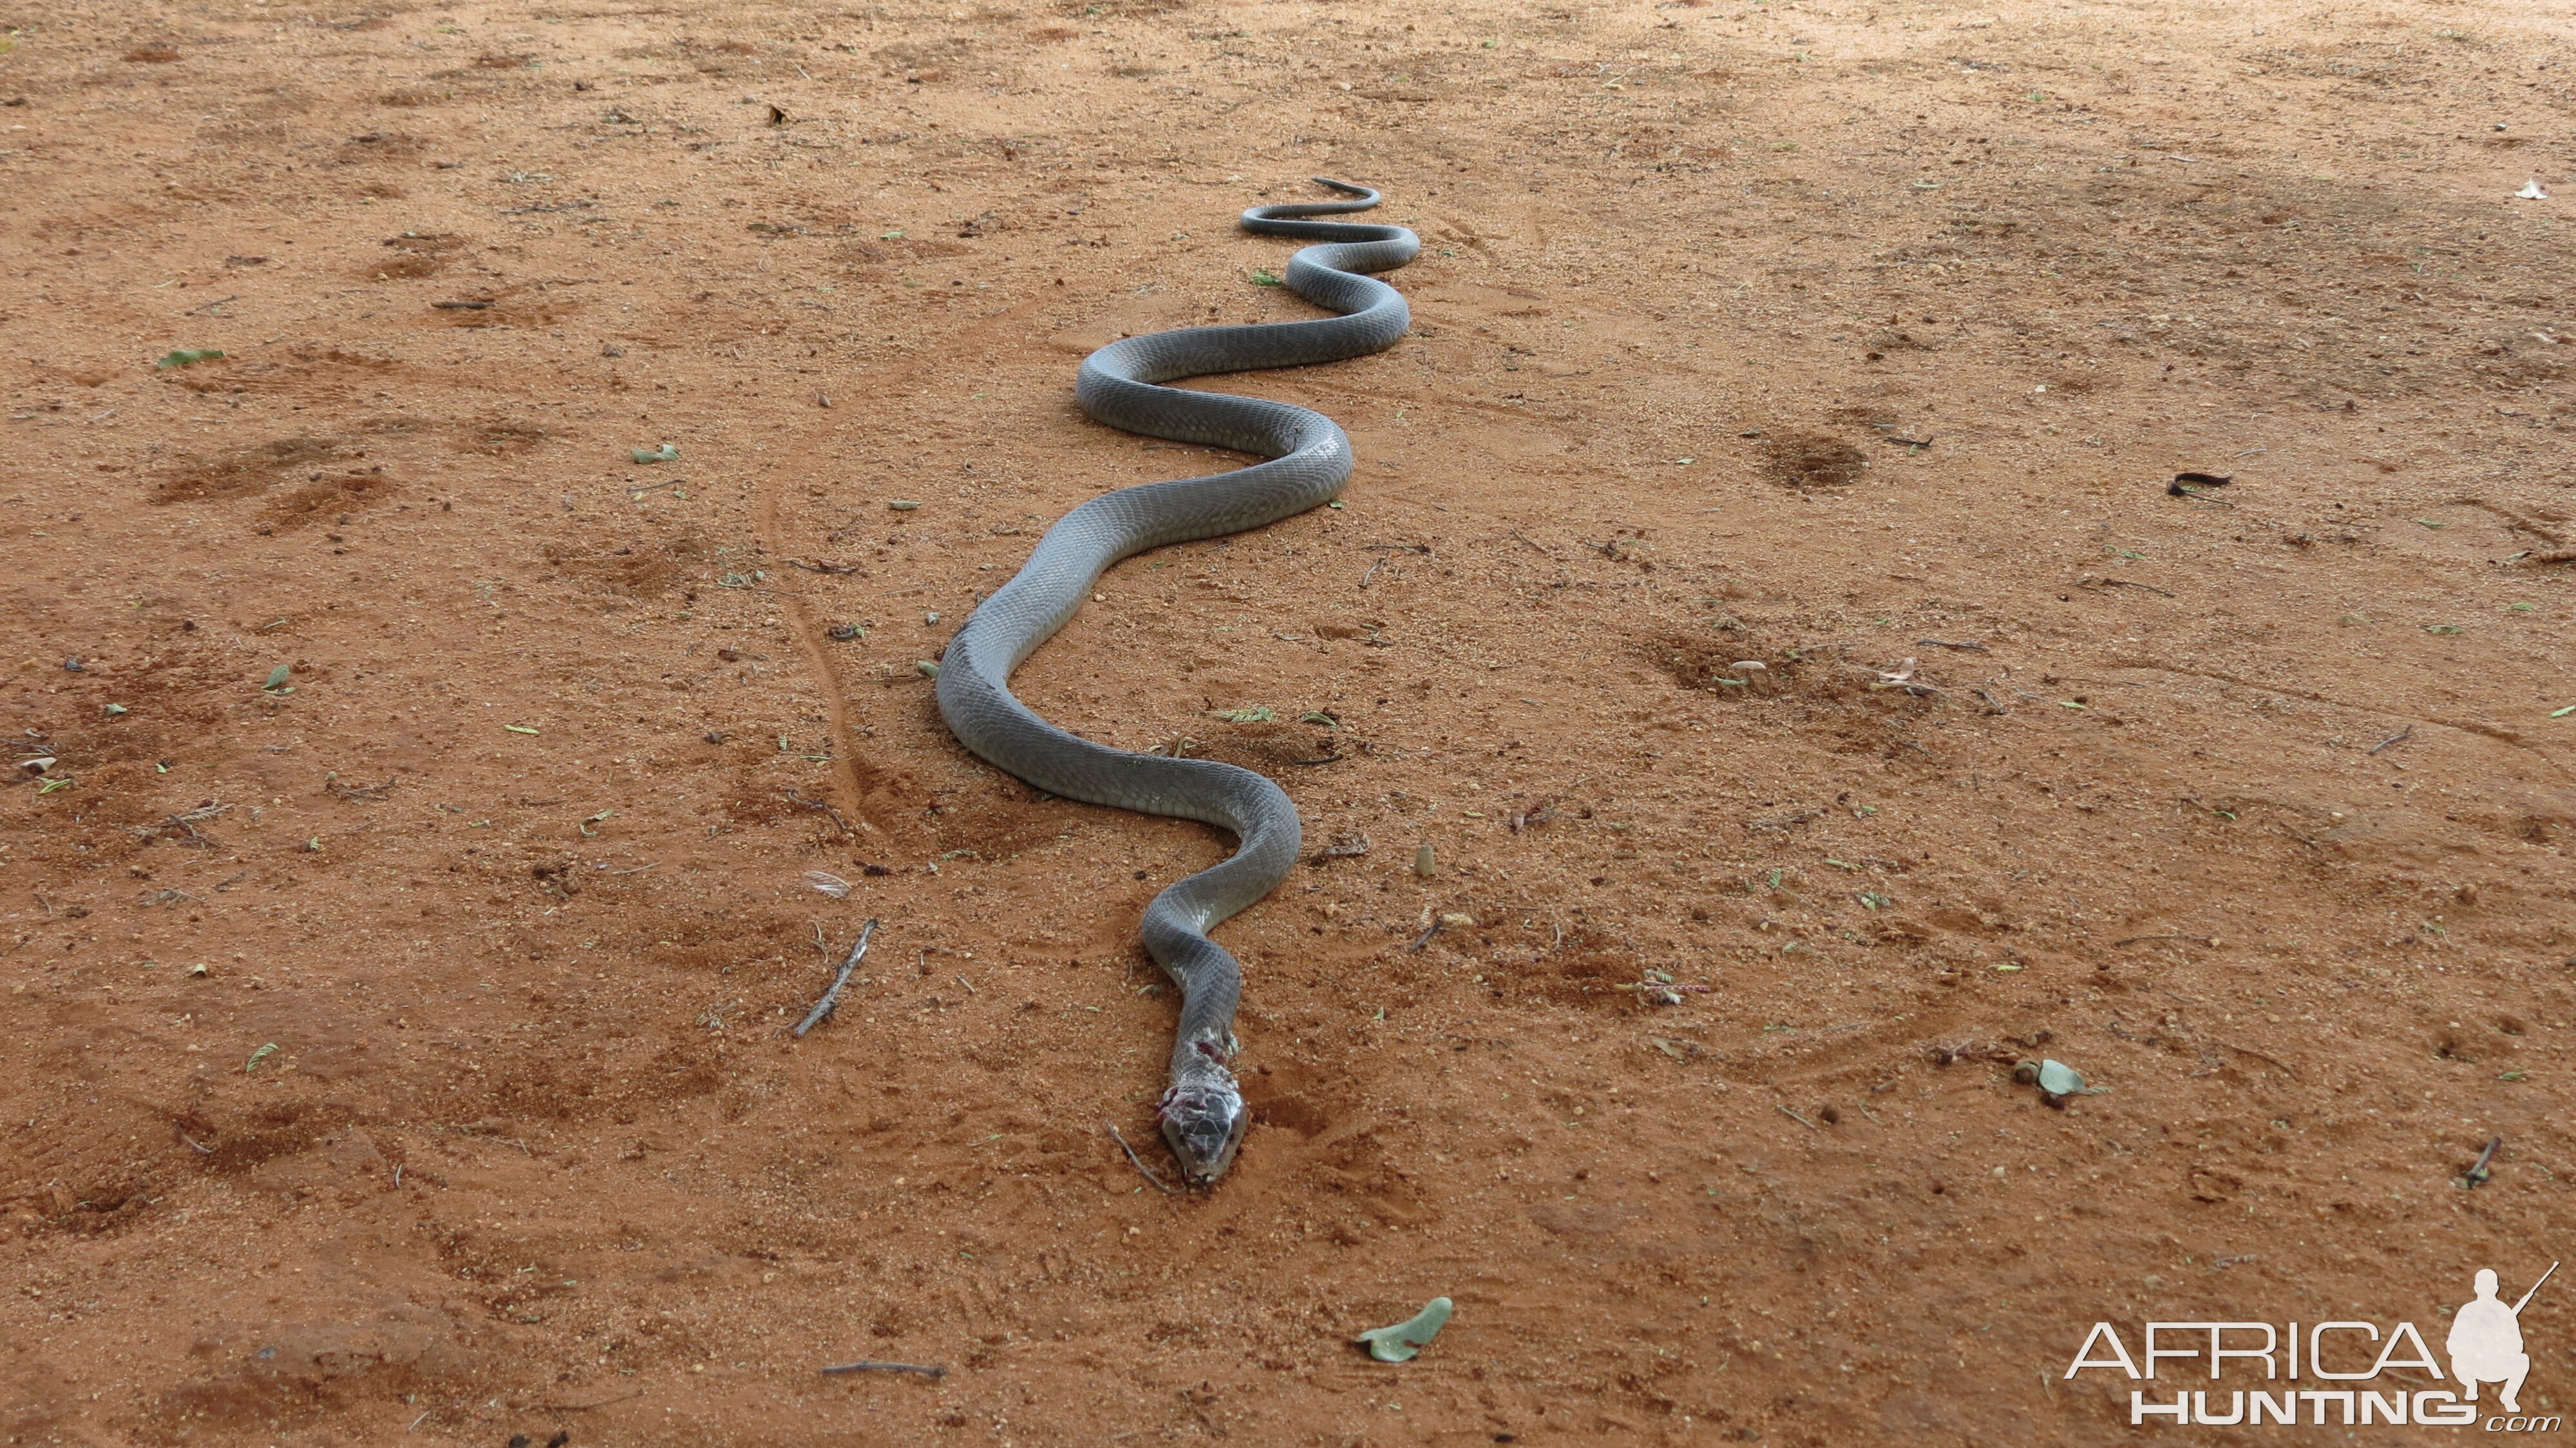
4,0,2575,1442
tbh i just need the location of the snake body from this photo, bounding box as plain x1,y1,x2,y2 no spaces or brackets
935,180,1419,1185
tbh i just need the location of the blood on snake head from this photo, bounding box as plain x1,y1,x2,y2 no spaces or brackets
1159,1077,1250,1185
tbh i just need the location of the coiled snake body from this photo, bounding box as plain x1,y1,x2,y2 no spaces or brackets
936,181,1419,1185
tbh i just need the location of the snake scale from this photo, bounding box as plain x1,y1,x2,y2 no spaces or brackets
935,180,1419,1185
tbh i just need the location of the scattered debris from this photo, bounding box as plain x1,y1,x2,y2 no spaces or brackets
1356,1297,1452,1362
791,917,879,1037
2111,933,2214,947
155,348,225,368
431,300,494,311
804,870,853,899
1617,968,1711,1005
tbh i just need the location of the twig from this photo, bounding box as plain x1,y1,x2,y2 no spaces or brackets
793,919,880,1037
2112,933,2213,947
1508,529,1551,555
2466,1136,2503,1189
1106,1123,1177,1194
625,477,687,497
1360,557,1390,588
179,1132,214,1154
1307,833,1370,864
2213,1040,2299,1080
786,557,866,574
1776,1105,1819,1130
820,1360,947,1379
182,294,240,316
2369,725,2414,756
1917,638,1988,653
1747,809,1820,832
2090,576,2176,598
1406,918,1443,952
783,787,853,837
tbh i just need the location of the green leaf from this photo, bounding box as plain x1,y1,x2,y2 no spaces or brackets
504,724,539,735
245,1042,279,1072
1356,1297,1452,1362
2037,1058,2109,1096
156,348,226,368
261,664,292,691
887,499,922,511
1249,268,1284,287
632,443,679,464
2552,705,2574,719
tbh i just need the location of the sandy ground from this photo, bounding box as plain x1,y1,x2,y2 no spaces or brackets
3,0,2574,1442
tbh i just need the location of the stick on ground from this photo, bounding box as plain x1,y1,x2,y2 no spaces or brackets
793,918,880,1037
1106,1123,1177,1194
820,1360,947,1379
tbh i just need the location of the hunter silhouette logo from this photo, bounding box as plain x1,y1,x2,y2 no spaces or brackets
2453,1263,2554,1415
2064,1261,2561,1430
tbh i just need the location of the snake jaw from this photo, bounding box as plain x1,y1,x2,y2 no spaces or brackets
1158,1075,1249,1185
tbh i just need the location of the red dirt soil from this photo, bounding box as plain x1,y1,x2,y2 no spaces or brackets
3,0,2573,1443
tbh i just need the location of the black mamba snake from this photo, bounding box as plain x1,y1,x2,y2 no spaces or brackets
935,180,1419,1185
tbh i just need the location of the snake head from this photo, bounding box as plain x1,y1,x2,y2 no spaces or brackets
1158,1078,1249,1185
